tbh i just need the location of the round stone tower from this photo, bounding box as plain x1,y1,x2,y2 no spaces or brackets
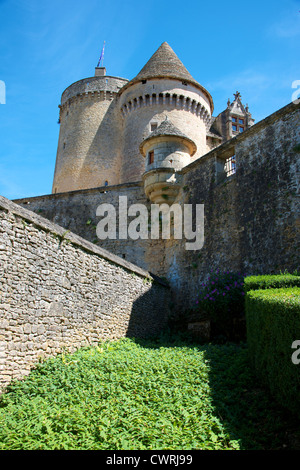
118,42,213,184
140,117,197,204
52,67,128,193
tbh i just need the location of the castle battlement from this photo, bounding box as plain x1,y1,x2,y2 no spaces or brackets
120,91,211,124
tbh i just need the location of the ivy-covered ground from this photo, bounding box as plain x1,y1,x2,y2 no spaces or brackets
0,336,298,450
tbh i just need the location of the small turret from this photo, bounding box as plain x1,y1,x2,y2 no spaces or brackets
140,117,196,204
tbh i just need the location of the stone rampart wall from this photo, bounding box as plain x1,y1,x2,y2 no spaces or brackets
0,196,170,390
15,102,300,315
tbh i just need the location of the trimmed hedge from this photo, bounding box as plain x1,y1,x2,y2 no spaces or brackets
244,274,300,292
246,287,300,417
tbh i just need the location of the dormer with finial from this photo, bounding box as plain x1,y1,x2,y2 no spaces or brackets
209,92,255,146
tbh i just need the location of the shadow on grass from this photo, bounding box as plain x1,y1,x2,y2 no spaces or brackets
131,332,299,451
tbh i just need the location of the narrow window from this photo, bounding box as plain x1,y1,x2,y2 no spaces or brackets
151,123,158,132
239,118,244,124
225,155,236,177
148,151,154,165
104,180,108,186
232,125,237,132
239,127,244,133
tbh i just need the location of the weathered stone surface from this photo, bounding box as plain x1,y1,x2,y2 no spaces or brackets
13,102,300,318
0,196,170,391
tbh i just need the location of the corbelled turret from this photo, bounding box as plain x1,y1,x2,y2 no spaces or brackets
140,117,197,204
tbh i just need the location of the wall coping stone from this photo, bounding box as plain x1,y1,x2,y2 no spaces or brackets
182,100,300,174
13,181,143,203
0,195,168,287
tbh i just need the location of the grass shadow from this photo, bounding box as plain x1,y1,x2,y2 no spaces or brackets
132,332,300,450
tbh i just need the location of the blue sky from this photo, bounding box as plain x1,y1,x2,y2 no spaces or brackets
0,0,299,200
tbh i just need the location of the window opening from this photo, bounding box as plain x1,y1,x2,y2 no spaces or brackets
148,151,154,165
225,155,236,177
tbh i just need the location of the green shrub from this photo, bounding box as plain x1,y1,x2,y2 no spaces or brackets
244,273,300,292
246,287,300,417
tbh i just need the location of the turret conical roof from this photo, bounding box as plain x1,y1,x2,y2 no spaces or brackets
148,116,190,139
119,42,213,111
139,117,197,156
135,42,196,84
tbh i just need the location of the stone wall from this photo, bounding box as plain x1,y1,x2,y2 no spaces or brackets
14,182,166,277
15,101,300,315
0,196,170,391
164,101,300,310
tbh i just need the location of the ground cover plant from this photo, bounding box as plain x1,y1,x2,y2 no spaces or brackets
0,336,298,450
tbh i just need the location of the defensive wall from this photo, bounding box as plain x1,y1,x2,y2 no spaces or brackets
163,100,300,308
15,101,300,315
0,196,170,390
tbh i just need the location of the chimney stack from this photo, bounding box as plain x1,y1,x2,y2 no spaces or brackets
95,67,106,77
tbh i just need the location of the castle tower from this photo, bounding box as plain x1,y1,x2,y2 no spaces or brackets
52,68,128,193
140,117,197,204
118,42,214,184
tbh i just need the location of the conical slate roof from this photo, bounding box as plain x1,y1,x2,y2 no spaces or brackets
149,117,190,139
140,117,197,156
119,42,213,111
135,42,197,84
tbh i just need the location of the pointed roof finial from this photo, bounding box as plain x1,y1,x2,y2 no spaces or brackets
234,91,241,100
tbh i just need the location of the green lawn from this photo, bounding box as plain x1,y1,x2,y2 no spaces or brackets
0,336,297,450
